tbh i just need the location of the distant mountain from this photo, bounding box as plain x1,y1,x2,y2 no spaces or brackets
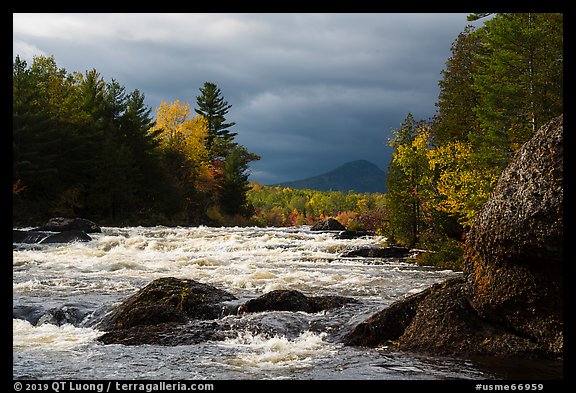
273,160,387,193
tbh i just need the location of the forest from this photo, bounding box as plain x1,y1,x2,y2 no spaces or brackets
13,63,259,226
384,13,562,267
13,13,563,268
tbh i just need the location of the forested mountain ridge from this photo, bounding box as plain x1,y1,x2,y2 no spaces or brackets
273,160,386,193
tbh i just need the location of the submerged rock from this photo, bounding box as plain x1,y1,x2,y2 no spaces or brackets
97,321,232,346
13,229,92,244
239,289,357,314
336,230,375,239
344,114,564,359
41,230,92,243
13,230,50,244
36,306,87,327
33,217,101,233
341,246,411,259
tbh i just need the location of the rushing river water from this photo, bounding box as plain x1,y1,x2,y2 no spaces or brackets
13,226,562,380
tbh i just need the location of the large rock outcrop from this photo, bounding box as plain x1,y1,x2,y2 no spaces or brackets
344,114,563,359
464,115,563,355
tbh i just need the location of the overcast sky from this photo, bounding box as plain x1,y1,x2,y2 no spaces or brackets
13,13,484,184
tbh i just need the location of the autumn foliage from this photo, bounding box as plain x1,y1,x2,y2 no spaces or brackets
247,184,388,232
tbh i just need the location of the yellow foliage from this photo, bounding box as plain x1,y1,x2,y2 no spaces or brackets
149,100,191,150
149,99,209,165
427,141,498,227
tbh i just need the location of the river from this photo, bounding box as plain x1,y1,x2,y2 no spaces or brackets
12,226,562,380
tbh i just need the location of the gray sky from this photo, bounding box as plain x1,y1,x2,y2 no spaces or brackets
13,13,483,184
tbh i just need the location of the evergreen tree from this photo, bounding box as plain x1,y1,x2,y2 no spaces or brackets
471,13,563,169
434,25,482,145
13,55,93,221
194,82,237,156
218,145,260,217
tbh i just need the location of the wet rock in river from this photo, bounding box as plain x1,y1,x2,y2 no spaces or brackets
344,278,546,357
36,306,87,326
96,284,358,345
342,285,431,347
98,321,232,346
341,245,411,259
13,230,50,244
33,217,101,233
239,289,357,314
335,230,375,239
13,229,92,244
94,277,236,331
310,217,346,231
41,230,92,243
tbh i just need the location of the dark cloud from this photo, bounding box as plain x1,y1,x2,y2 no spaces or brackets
13,13,482,184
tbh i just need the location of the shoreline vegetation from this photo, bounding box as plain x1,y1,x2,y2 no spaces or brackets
13,13,562,273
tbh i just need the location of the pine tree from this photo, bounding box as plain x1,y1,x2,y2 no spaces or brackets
471,13,563,169
218,145,260,217
434,25,482,145
194,82,237,156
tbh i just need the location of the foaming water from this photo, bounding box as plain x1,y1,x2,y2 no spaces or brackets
12,226,559,380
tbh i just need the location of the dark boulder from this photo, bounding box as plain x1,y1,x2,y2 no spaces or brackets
13,229,92,244
41,230,92,243
239,289,356,314
342,284,432,347
343,115,563,359
344,278,547,358
34,217,101,233
13,305,46,325
310,218,346,231
13,230,50,244
94,277,236,331
36,306,87,327
241,290,312,313
336,230,375,239
307,295,358,312
97,321,232,346
342,246,411,259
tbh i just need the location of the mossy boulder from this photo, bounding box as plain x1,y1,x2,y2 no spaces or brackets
95,277,236,331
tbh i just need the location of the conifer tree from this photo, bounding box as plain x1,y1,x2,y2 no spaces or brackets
194,82,237,156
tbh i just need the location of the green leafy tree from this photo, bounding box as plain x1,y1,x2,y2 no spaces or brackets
386,114,434,246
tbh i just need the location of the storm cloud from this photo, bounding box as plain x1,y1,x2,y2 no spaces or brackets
13,13,482,184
